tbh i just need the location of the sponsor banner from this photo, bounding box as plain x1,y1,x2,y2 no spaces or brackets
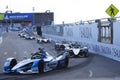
79,41,120,62
63,23,98,42
4,13,33,20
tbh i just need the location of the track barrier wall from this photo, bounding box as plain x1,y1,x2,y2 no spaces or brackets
42,18,120,62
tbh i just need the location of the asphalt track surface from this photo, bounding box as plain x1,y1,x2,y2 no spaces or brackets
0,32,120,80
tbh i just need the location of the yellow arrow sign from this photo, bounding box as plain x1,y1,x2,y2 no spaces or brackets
106,4,119,18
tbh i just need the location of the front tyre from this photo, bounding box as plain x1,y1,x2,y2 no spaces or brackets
60,45,65,50
10,59,17,69
69,50,74,57
4,58,17,73
78,52,85,57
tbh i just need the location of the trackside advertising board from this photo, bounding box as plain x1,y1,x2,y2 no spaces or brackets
4,13,33,20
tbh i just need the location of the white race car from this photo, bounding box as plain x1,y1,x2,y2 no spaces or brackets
3,48,69,74
54,41,71,51
65,45,88,58
18,31,26,38
37,37,51,43
24,34,35,40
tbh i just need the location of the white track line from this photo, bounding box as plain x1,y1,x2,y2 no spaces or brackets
89,70,93,77
0,37,2,44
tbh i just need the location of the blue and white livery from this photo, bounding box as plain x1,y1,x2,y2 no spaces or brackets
3,48,69,74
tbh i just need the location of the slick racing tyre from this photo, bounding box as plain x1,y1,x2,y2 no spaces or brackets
37,40,40,43
10,59,17,70
69,50,74,57
47,40,49,43
78,53,85,57
60,45,65,50
38,60,44,73
63,57,69,68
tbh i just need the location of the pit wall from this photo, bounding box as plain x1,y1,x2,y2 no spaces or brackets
42,21,120,62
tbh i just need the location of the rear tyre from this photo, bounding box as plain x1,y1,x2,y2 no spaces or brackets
38,60,44,73
37,40,39,43
63,57,69,68
47,40,50,43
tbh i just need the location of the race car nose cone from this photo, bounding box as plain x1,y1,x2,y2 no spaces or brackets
73,49,80,55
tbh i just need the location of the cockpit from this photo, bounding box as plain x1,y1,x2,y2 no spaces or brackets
31,48,47,59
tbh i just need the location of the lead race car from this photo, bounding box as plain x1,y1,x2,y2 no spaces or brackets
65,43,89,58
3,48,69,74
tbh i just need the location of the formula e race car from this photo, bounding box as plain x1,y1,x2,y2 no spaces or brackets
24,34,35,40
18,31,26,38
65,44,88,58
3,48,69,74
54,41,71,51
18,32,35,40
37,37,51,43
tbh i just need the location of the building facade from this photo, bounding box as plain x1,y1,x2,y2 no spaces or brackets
0,11,54,35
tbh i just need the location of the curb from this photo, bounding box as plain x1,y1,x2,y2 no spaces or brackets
0,37,2,44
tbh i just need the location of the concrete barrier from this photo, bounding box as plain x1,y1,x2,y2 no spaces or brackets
0,37,2,44
42,21,120,62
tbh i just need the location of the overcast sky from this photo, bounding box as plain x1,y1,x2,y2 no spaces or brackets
0,0,120,24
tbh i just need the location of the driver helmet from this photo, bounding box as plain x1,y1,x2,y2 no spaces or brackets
38,48,46,57
33,52,42,57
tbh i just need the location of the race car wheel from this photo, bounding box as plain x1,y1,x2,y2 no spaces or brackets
10,59,17,70
60,45,65,50
38,60,44,73
47,40,49,43
78,53,85,57
54,45,60,51
69,50,74,57
85,50,89,57
47,40,50,43
37,40,39,43
63,57,69,68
